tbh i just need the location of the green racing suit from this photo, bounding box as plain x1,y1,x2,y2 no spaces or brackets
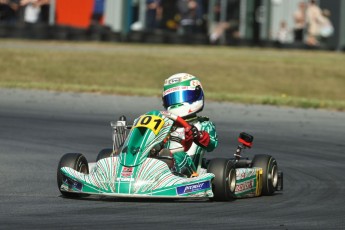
165,116,218,176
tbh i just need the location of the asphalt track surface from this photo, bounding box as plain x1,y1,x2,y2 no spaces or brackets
0,89,344,230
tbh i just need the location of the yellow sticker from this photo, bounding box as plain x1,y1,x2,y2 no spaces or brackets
255,169,263,197
133,115,165,135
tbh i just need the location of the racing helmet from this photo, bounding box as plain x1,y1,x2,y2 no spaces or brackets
162,73,204,118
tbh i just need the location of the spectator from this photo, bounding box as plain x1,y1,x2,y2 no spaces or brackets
305,0,323,46
276,20,289,46
20,0,49,24
319,9,334,40
91,0,105,26
194,0,206,34
177,0,198,35
38,0,49,24
0,0,19,24
21,0,40,24
209,0,240,44
158,0,178,31
293,1,306,42
146,0,162,31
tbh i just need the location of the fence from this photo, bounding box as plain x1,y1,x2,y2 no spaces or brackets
0,0,344,50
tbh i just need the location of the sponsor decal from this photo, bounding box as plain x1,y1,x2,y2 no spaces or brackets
182,74,193,80
63,175,83,191
190,80,202,87
121,167,133,177
236,168,256,180
237,172,246,179
177,181,210,195
168,78,180,84
235,180,254,193
116,177,135,182
163,86,195,96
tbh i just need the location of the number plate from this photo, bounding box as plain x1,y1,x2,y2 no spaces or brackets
133,115,165,135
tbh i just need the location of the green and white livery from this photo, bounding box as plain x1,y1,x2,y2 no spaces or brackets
57,110,283,201
58,110,215,199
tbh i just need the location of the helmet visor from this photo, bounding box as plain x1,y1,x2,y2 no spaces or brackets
163,89,196,108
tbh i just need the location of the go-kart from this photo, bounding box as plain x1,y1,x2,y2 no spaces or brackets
57,110,283,201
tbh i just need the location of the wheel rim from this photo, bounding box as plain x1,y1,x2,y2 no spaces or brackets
270,165,278,188
228,168,236,193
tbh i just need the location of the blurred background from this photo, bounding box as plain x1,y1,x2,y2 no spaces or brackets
0,0,344,51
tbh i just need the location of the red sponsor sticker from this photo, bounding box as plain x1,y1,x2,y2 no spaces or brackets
121,167,133,177
235,180,254,192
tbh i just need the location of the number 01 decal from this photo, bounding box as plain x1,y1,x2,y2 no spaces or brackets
133,115,165,135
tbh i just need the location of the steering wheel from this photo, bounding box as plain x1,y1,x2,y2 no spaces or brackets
160,111,191,153
160,111,191,129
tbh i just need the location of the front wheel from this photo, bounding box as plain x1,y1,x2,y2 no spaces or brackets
251,154,278,196
96,148,114,161
57,153,89,197
207,158,236,201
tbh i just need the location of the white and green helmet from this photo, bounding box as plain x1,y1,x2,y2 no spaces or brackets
162,73,204,118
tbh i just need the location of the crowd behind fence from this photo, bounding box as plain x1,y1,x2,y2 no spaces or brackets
0,0,343,50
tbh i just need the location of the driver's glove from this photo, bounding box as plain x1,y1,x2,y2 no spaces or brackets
184,125,210,150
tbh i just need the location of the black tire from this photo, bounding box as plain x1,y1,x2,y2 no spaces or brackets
96,148,114,161
207,158,236,201
57,153,89,197
251,154,278,196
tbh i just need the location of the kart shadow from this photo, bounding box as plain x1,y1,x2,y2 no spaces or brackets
58,195,212,203
58,192,283,203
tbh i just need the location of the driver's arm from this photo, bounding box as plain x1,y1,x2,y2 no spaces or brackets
198,121,218,152
185,121,218,152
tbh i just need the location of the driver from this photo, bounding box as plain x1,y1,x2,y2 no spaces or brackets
162,73,218,177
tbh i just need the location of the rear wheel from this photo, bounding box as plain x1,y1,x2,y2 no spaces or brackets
207,158,236,201
57,153,89,197
96,148,114,161
251,154,278,196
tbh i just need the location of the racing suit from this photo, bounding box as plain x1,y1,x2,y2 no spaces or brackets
165,116,218,176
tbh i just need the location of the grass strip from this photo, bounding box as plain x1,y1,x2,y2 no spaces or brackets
0,39,344,110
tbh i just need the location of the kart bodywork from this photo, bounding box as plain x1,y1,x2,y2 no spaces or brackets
58,110,283,200
60,157,214,198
